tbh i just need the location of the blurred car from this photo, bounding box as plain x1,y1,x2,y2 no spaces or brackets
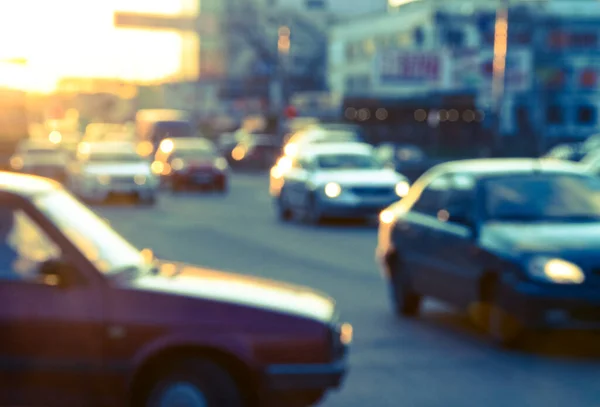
270,143,410,224
230,134,281,170
153,137,228,192
0,172,351,407
9,139,70,182
283,127,366,157
67,141,158,204
376,158,600,347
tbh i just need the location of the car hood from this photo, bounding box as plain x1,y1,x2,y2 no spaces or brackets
481,221,600,257
83,162,151,176
131,262,337,323
312,169,406,186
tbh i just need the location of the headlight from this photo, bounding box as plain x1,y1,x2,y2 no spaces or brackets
324,182,342,198
214,157,228,171
171,158,186,171
134,174,147,185
97,175,111,185
528,257,585,284
379,209,396,224
395,180,410,197
284,143,298,156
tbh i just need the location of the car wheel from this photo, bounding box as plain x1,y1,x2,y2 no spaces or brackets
389,255,421,317
140,193,157,206
303,194,321,225
487,301,525,348
144,359,243,407
214,180,228,194
275,189,293,221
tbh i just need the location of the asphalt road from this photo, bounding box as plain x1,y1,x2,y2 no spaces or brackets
95,173,600,407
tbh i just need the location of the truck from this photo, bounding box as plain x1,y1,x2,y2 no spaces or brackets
0,89,29,170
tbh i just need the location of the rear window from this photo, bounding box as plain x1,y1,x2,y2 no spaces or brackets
152,122,194,143
88,153,143,163
172,148,216,160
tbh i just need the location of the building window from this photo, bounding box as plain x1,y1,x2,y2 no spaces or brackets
305,0,325,9
445,29,464,47
577,105,596,125
546,105,564,124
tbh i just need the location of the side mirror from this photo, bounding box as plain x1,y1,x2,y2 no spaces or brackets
38,259,76,288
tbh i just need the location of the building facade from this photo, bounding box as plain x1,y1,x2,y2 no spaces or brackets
328,0,600,152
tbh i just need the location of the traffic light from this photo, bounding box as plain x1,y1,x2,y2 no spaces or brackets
278,26,291,54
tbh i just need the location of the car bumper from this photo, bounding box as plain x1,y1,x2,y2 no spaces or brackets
81,184,157,199
263,358,348,392
318,198,398,218
499,280,600,329
171,171,226,186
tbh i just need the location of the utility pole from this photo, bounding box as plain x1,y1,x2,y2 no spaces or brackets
275,25,291,139
491,0,509,156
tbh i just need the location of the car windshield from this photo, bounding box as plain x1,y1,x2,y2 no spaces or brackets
484,173,600,221
316,153,381,170
88,152,143,162
34,190,144,274
153,122,194,140
24,148,58,155
173,148,216,160
311,131,360,144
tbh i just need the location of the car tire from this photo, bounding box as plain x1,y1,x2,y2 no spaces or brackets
303,194,321,225
140,194,157,206
275,188,293,221
143,359,244,407
214,180,228,194
389,255,421,317
487,298,525,348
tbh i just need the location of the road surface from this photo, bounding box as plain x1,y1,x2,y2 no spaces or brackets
95,173,600,407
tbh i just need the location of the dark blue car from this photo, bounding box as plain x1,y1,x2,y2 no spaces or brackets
376,158,600,346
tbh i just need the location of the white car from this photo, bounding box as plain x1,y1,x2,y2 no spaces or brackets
270,142,410,223
10,139,70,182
67,141,159,204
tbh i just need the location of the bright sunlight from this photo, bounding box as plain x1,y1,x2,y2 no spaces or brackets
0,0,192,92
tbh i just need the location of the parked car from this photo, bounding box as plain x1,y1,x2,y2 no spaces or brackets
271,143,410,224
229,135,281,171
67,141,158,204
377,158,600,347
9,139,70,182
0,171,351,407
153,137,228,192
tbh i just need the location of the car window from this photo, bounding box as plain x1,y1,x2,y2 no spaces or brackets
35,190,143,274
88,152,143,163
442,174,477,223
0,204,62,283
484,173,600,221
412,175,451,215
316,153,380,170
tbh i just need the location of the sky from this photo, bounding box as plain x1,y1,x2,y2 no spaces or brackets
0,0,195,92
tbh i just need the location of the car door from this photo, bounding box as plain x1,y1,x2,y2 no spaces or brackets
398,174,452,298
426,173,482,307
0,194,106,407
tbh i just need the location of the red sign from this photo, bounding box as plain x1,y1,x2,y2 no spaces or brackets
379,51,441,82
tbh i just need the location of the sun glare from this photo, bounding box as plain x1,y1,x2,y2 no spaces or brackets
0,0,189,92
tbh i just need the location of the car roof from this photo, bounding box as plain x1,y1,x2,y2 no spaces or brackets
301,142,374,157
429,158,585,178
0,171,59,197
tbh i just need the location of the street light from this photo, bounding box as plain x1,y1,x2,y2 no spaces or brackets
278,26,291,54
0,58,27,65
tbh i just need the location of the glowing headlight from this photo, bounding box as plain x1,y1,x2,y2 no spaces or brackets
284,143,298,156
97,175,111,185
134,174,147,185
214,157,228,170
324,182,342,198
379,209,395,224
395,180,410,197
528,257,585,284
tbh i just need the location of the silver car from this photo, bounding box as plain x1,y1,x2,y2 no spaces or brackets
270,142,410,224
67,141,159,204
